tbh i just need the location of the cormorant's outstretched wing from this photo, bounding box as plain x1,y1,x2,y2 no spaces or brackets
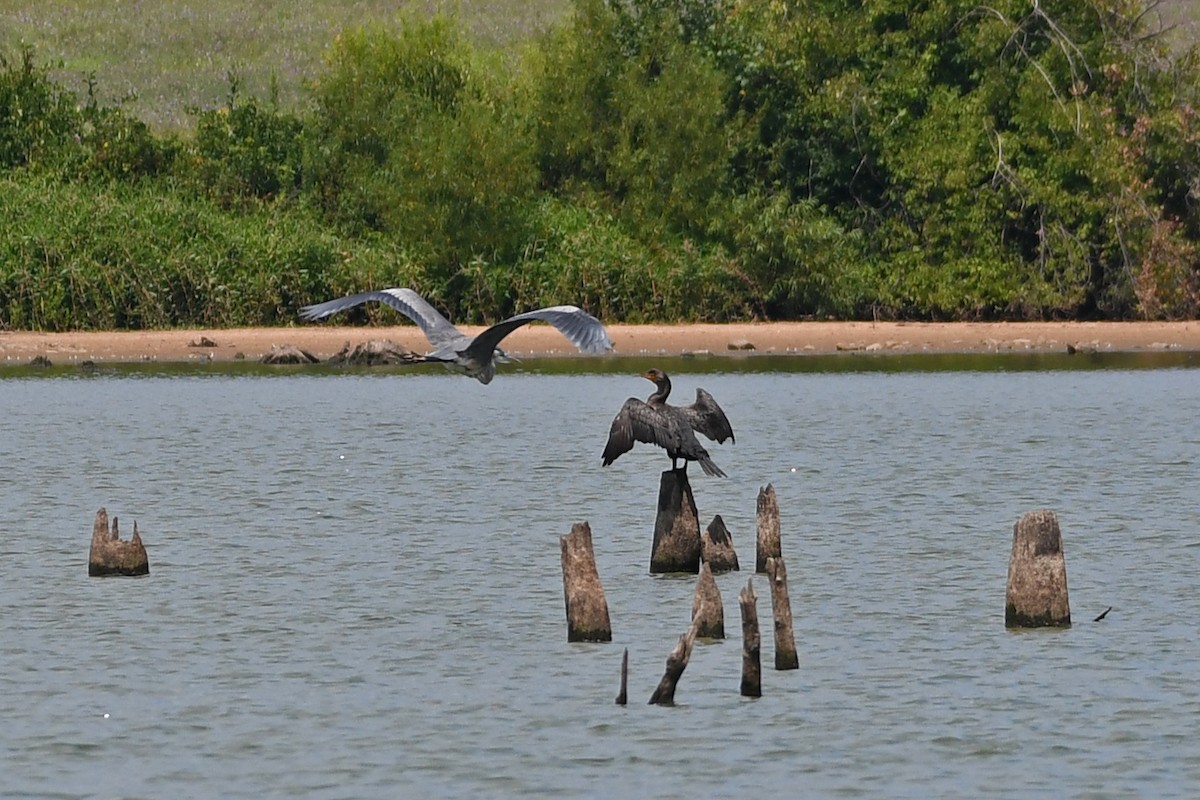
462,305,614,361
602,398,678,466
298,288,463,347
683,388,735,444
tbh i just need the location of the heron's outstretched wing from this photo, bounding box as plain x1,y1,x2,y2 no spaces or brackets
462,305,614,361
298,288,463,347
602,398,678,466
683,388,735,444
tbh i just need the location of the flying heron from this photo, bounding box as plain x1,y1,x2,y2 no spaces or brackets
299,287,613,384
601,368,735,477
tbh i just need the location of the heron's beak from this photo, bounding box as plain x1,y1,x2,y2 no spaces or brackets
495,350,521,365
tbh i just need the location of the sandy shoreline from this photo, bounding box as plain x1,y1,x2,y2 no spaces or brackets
2,321,1199,365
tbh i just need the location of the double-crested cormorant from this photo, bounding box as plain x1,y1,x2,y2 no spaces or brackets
602,368,735,477
299,287,613,384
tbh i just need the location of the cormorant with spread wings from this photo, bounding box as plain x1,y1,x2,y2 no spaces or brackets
601,368,735,477
299,287,613,384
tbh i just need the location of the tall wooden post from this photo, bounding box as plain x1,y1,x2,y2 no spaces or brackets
1006,509,1071,628
560,522,613,642
616,649,629,706
755,484,781,573
650,470,701,574
766,556,799,670
739,579,762,697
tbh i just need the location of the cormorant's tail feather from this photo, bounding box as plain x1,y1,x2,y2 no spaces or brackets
698,457,726,478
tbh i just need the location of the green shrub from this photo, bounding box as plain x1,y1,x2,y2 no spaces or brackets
305,17,538,309
0,47,83,169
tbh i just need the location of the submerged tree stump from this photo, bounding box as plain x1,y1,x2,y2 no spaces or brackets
1006,509,1071,628
649,616,701,706
650,470,701,574
755,484,781,573
766,556,799,670
560,521,613,642
701,514,740,573
88,507,149,577
691,562,725,639
739,578,762,698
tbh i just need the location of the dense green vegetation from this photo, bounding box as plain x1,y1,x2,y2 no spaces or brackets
2,0,1199,330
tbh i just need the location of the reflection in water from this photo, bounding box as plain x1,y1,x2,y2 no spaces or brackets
0,358,1198,798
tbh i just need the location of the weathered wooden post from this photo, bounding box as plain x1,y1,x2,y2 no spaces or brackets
650,470,701,574
766,556,799,670
88,508,149,577
691,562,725,639
560,522,613,642
755,484,781,573
649,616,701,706
739,579,762,697
701,514,739,573
616,648,629,706
1006,509,1071,628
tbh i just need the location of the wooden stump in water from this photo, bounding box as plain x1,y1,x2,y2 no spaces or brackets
739,578,762,698
691,562,725,639
755,484,781,573
616,648,629,706
701,514,739,573
650,469,701,574
88,508,149,577
560,521,613,642
649,617,701,706
766,556,799,670
1006,509,1071,628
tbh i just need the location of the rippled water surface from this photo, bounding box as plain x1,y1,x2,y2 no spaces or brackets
2,356,1198,798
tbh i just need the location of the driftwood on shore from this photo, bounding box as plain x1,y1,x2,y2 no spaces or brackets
739,579,762,697
259,344,320,364
1005,509,1071,628
755,484,781,573
560,522,613,642
701,514,739,573
88,507,149,577
649,616,702,706
326,339,421,366
650,470,702,574
691,562,725,639
766,556,799,670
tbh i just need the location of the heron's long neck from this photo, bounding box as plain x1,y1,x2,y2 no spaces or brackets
649,376,672,404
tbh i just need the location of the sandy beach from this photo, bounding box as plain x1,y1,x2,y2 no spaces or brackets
2,320,1199,365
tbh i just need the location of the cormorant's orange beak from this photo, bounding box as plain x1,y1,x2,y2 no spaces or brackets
641,370,655,381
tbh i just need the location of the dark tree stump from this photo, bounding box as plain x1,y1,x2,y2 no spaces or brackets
560,521,612,642
650,470,701,574
1006,509,1071,628
691,562,725,639
649,617,701,706
616,648,629,706
739,578,762,698
327,339,421,366
88,507,149,577
701,514,739,573
755,483,781,573
766,556,799,670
